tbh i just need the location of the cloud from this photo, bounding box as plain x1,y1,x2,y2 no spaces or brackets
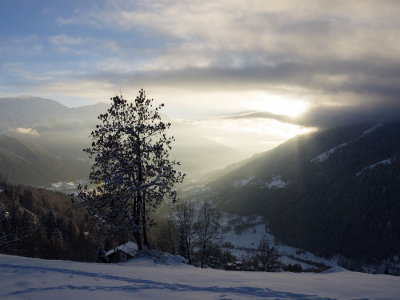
223,99,400,129
0,35,43,56
57,0,400,62
298,100,400,129
49,34,84,46
56,2,400,99
47,34,121,56
11,127,39,136
221,111,297,125
4,0,400,129
170,115,312,162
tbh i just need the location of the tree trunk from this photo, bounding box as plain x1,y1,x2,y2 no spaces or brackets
200,241,206,268
134,230,142,251
142,212,148,249
138,183,148,249
137,139,148,249
134,197,143,251
186,237,191,264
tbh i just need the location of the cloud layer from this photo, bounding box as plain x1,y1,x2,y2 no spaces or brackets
11,127,40,136
1,0,400,129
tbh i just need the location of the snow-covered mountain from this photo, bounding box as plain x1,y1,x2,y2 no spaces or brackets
186,121,400,265
1,253,399,299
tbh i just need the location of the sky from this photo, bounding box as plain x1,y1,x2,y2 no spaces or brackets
1,0,400,159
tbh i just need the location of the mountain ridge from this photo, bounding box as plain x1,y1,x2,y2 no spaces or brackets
0,95,244,181
0,135,90,186
190,121,400,263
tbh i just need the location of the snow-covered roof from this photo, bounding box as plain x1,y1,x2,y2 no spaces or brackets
105,241,138,257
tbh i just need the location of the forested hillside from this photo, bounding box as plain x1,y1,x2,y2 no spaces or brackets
0,179,113,261
194,122,400,263
0,135,90,186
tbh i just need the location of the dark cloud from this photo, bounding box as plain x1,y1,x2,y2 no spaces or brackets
87,55,400,95
221,111,297,125
4,0,400,131
224,99,400,129
300,101,400,129
84,54,400,128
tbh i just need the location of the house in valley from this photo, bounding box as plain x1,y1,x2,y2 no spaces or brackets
105,241,138,263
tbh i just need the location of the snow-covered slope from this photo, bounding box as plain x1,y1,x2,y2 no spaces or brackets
1,254,399,300
221,214,338,271
311,123,383,163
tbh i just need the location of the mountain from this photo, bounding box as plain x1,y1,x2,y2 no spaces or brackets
0,96,243,183
193,121,400,263
0,96,107,181
0,96,106,131
0,96,69,130
0,135,90,186
0,180,110,260
0,96,103,185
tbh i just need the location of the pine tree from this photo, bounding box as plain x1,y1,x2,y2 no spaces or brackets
77,90,184,251
96,245,107,263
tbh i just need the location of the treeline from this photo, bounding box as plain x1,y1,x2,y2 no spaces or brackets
148,200,225,268
0,179,116,261
147,200,283,270
0,177,286,272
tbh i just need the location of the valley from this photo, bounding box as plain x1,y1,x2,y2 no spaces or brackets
1,96,400,275
179,121,400,271
2,2,400,298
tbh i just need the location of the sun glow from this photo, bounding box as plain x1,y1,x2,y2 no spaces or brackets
247,92,309,117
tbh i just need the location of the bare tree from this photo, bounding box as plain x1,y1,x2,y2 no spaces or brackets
195,201,222,268
255,234,281,271
173,199,196,263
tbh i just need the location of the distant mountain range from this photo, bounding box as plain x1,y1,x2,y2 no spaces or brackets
2,95,399,266
0,95,107,133
0,96,106,185
190,121,400,263
0,95,242,184
0,135,90,186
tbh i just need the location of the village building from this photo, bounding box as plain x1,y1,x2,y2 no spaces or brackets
105,242,138,263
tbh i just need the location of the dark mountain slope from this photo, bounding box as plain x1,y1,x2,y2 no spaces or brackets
0,135,90,186
203,121,400,262
0,180,112,261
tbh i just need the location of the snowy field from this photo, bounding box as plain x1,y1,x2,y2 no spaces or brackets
221,215,339,270
1,254,399,300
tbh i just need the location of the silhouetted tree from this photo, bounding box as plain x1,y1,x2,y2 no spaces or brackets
255,235,281,271
96,245,107,262
173,200,196,263
195,201,222,268
77,90,184,250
